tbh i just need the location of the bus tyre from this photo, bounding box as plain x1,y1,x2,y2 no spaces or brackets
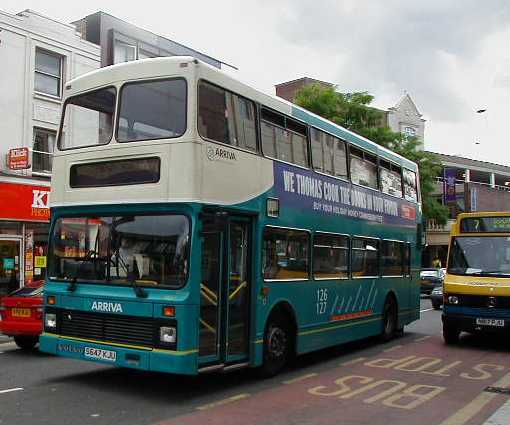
259,314,291,378
443,323,460,345
14,336,38,350
381,296,398,342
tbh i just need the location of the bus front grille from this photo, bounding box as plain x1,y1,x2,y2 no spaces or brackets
59,310,155,348
458,295,510,309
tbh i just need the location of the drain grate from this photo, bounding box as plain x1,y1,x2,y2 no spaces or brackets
484,386,510,395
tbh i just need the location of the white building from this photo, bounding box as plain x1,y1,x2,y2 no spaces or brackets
0,9,100,177
0,9,100,294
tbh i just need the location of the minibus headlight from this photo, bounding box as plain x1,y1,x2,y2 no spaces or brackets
160,326,176,344
447,295,459,305
45,313,57,329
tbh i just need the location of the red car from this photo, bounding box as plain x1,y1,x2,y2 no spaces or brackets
0,281,44,349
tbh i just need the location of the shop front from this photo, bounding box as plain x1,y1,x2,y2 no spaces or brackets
0,180,50,298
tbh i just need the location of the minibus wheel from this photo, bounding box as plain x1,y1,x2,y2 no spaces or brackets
443,323,460,344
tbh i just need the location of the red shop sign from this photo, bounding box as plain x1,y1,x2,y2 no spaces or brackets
8,147,30,170
0,182,50,222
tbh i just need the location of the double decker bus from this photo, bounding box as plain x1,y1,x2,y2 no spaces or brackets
443,212,510,343
40,56,422,376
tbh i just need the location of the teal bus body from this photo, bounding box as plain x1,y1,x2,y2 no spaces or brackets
40,58,421,375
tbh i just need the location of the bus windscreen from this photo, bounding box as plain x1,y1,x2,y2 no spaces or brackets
461,216,510,233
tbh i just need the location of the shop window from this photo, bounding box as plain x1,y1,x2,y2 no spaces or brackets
32,128,55,174
34,48,63,97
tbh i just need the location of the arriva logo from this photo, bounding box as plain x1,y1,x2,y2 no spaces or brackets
91,301,123,313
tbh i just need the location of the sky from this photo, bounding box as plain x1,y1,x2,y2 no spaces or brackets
3,0,510,165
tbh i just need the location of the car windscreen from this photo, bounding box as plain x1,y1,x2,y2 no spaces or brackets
48,214,190,288
448,236,510,277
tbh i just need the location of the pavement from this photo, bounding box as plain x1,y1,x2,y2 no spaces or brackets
0,298,509,425
0,334,12,344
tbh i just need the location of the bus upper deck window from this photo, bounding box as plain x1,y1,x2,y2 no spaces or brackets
117,78,187,142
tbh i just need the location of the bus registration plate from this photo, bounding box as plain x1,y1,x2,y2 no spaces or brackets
84,347,117,362
476,318,504,327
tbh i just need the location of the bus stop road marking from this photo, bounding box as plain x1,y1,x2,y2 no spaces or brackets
283,373,318,385
0,388,23,395
196,393,250,411
383,345,403,353
340,357,367,367
413,336,432,343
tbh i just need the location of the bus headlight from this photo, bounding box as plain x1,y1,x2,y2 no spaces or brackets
160,326,176,344
45,313,57,329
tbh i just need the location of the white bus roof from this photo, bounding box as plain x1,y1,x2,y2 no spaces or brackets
64,56,417,171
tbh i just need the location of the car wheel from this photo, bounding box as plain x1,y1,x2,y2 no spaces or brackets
381,296,398,342
443,323,460,345
432,301,441,310
259,314,292,378
14,336,39,350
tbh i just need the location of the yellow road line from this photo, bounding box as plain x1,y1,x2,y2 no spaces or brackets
340,357,367,367
438,371,510,425
196,393,250,411
283,373,318,385
383,344,403,352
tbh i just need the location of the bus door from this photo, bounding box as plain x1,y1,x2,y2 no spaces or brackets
199,215,251,366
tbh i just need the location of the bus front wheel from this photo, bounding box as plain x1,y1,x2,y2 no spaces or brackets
259,314,292,377
381,296,398,342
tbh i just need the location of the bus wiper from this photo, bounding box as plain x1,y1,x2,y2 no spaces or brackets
68,250,97,292
127,268,148,299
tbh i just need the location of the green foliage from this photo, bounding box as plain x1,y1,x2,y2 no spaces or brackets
294,84,449,225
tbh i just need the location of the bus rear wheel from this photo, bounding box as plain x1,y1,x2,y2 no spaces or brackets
259,314,292,377
381,296,398,342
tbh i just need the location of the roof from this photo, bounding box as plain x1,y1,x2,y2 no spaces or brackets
275,77,334,88
427,151,510,175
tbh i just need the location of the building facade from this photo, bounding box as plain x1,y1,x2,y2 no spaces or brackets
0,9,100,296
383,94,425,147
424,152,510,268
72,11,223,68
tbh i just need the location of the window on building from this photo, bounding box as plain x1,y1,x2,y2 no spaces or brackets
381,240,404,276
403,168,418,202
117,79,187,142
262,227,309,280
34,49,63,97
261,108,309,167
114,41,137,64
379,160,403,197
32,128,56,174
351,237,379,277
313,233,349,279
350,147,378,189
310,128,348,179
404,127,416,137
198,82,257,152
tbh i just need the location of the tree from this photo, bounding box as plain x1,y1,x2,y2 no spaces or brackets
294,84,449,225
